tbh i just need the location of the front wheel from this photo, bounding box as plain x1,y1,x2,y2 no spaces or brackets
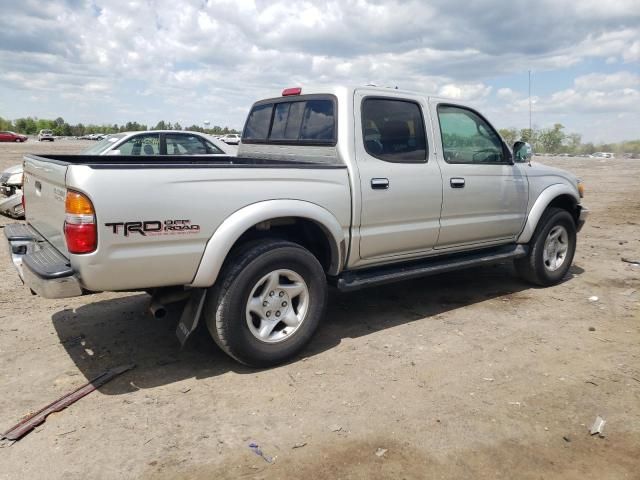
515,207,577,286
204,240,327,367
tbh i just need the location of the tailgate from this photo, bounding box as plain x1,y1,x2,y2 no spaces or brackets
23,155,69,256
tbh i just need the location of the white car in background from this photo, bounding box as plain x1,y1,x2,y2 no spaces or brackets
85,130,238,155
0,164,24,218
38,129,55,142
0,130,236,219
220,133,241,145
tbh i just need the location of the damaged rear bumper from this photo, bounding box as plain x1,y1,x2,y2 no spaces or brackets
4,223,83,298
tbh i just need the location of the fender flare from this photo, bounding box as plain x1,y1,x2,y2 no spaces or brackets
517,184,579,244
189,200,346,287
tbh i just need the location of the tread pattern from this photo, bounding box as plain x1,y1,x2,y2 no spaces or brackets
205,239,324,365
515,207,576,286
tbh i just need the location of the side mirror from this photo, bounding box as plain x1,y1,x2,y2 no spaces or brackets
513,141,532,163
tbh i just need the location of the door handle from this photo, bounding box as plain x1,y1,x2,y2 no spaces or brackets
450,177,465,188
371,178,390,190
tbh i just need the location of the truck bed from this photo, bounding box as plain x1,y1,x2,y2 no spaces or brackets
23,154,346,169
22,153,351,292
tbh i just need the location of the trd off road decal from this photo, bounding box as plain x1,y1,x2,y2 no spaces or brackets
105,219,200,236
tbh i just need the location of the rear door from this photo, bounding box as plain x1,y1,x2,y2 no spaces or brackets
356,91,443,260
430,100,528,248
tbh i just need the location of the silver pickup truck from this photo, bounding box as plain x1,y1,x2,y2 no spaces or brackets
4,85,588,366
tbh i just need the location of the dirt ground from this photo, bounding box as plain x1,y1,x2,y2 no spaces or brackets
0,140,638,479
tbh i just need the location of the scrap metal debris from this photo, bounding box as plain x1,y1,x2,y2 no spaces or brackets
248,442,275,463
589,416,606,437
621,257,640,266
1,364,135,442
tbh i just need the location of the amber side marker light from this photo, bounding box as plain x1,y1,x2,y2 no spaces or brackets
64,191,97,254
577,180,585,198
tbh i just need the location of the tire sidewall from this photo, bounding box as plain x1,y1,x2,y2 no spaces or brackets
218,246,327,365
533,210,576,284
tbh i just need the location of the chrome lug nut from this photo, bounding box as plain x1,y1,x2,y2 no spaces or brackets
263,301,268,307
269,291,275,297
281,301,287,307
275,311,281,317
266,311,271,317
279,291,284,297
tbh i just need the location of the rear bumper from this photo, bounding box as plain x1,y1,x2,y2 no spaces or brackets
4,223,83,298
577,206,589,232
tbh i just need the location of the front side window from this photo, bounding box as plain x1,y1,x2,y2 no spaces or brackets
242,96,336,145
117,133,160,155
437,105,506,164
361,98,427,163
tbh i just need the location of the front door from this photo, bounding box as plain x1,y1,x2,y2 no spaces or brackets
430,101,528,248
356,92,443,260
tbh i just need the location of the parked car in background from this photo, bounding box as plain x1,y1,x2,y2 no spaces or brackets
0,130,235,219
0,164,24,218
0,131,28,142
38,129,55,142
83,130,237,156
220,133,241,144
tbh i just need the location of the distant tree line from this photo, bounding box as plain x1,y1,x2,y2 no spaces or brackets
498,124,640,155
0,116,239,137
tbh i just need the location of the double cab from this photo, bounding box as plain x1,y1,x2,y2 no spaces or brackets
4,85,588,366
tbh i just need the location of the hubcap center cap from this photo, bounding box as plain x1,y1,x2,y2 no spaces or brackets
264,290,290,316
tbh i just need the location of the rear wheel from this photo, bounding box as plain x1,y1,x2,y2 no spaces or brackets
14,138,21,143
515,207,576,286
204,240,327,367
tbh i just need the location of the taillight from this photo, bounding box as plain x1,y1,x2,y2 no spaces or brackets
64,191,97,254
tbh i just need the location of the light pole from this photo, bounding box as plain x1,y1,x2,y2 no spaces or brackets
528,70,532,133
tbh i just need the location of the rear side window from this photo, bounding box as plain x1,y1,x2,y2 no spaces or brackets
362,98,427,163
242,96,336,145
165,133,223,155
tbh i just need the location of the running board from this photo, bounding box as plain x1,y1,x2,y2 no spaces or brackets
336,244,528,292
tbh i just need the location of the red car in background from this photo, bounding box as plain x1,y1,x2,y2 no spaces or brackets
0,131,28,142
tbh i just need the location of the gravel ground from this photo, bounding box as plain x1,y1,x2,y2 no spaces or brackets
0,140,638,479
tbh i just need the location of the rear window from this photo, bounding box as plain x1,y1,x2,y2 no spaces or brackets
242,95,336,145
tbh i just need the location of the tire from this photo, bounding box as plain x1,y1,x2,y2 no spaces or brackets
515,207,576,286
14,138,21,143
204,240,327,367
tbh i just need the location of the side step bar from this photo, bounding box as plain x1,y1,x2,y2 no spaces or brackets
336,244,528,292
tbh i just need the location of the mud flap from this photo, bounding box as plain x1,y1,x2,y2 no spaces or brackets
176,289,207,347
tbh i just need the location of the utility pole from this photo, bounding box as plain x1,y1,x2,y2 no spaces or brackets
528,70,532,132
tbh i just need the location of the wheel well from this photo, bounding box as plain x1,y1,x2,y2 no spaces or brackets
547,194,579,222
227,217,335,273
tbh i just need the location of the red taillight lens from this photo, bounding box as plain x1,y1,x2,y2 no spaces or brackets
64,190,97,254
282,87,302,96
64,223,97,254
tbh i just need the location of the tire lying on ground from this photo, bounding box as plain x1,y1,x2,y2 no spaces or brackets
515,207,577,286
204,239,328,367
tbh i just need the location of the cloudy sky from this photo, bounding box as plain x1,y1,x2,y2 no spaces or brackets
1,0,639,142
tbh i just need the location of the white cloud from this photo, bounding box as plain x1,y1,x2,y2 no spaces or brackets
0,0,638,140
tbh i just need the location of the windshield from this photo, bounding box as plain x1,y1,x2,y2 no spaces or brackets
82,134,125,155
